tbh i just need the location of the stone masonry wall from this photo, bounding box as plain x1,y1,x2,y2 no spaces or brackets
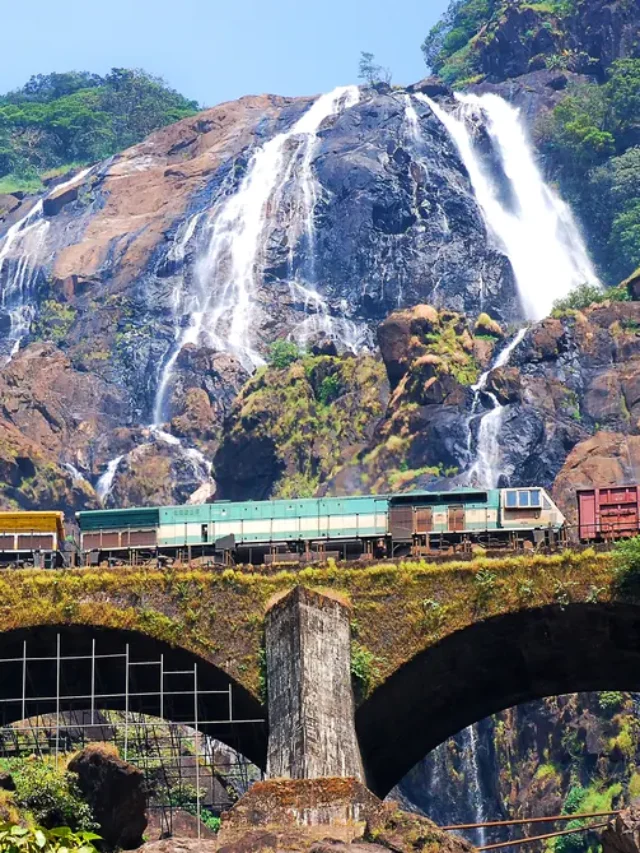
265,587,363,780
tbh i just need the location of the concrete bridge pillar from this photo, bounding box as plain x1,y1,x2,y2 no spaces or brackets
265,586,364,781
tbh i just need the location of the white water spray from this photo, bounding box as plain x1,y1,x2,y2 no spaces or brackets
152,211,203,426
467,328,527,489
0,168,92,361
96,455,124,503
463,725,487,848
419,92,598,321
403,94,421,142
187,85,360,370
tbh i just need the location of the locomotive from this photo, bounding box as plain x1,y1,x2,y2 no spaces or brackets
1,483,638,569
75,486,566,565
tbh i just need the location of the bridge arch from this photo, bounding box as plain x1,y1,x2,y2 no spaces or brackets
356,601,640,797
0,624,267,767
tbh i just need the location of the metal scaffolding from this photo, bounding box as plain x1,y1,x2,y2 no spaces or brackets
0,633,265,839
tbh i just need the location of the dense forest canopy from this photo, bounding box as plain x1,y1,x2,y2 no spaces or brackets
0,69,198,193
541,59,640,282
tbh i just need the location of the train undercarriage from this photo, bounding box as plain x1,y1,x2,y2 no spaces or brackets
78,525,565,569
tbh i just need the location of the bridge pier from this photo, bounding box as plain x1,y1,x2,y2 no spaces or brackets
265,586,364,781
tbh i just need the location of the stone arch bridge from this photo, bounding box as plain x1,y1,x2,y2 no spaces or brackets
0,551,637,797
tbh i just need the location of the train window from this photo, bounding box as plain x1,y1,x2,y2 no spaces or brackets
529,489,541,507
506,491,517,508
201,524,208,543
518,491,530,507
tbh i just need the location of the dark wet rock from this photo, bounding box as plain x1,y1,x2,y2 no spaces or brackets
473,0,639,85
42,184,80,216
406,77,452,98
0,772,15,791
68,744,147,850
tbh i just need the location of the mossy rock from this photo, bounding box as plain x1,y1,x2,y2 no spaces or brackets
474,312,504,339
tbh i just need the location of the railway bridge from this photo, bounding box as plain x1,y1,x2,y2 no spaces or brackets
0,550,639,796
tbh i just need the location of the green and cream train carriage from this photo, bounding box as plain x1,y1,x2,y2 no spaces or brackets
77,486,565,564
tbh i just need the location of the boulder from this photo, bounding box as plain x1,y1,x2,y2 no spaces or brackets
624,267,640,301
68,744,147,850
487,366,522,405
474,312,504,339
0,193,21,218
0,771,15,791
406,77,452,98
43,184,80,217
602,802,640,853
552,433,640,527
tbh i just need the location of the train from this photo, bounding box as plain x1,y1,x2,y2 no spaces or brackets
1,483,638,569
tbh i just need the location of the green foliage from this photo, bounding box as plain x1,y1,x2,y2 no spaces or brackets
0,823,100,853
554,780,623,853
317,374,343,405
474,568,497,606
33,301,77,345
421,0,499,75
0,68,198,187
540,60,640,283
8,761,97,832
598,690,624,713
351,642,378,697
166,784,221,832
612,536,640,597
551,282,628,315
358,52,392,86
266,339,302,370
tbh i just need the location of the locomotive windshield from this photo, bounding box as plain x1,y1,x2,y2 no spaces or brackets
505,489,542,508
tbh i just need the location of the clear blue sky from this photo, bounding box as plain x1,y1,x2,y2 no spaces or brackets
2,0,449,106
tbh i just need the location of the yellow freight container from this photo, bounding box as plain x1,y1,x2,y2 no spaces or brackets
0,512,65,540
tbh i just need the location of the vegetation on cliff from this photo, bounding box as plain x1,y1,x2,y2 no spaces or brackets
213,350,388,500
540,59,640,283
422,0,638,85
0,69,197,193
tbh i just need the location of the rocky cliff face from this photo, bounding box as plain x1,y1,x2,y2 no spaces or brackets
0,85,527,508
394,692,638,851
475,0,639,83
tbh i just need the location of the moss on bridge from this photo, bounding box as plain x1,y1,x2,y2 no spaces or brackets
0,549,617,700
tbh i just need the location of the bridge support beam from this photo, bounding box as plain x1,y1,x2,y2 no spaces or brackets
265,586,363,781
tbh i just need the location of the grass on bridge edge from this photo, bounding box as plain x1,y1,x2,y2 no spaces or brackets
0,549,623,699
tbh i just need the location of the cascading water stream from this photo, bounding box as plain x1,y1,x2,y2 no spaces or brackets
152,211,204,427
0,168,92,362
184,84,361,371
417,92,599,321
141,87,364,509
467,327,527,488
96,455,124,503
403,94,421,142
462,725,487,848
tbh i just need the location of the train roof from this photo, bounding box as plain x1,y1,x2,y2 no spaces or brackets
77,488,504,529
0,511,65,537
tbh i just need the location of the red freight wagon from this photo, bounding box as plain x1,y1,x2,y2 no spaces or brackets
577,485,640,541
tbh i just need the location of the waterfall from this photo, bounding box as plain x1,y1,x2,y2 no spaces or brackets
184,84,361,371
403,94,421,142
0,201,49,361
96,455,124,503
463,725,488,848
467,328,527,488
418,92,599,321
0,168,92,361
152,211,204,427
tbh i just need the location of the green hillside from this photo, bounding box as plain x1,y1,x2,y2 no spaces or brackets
0,69,198,194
